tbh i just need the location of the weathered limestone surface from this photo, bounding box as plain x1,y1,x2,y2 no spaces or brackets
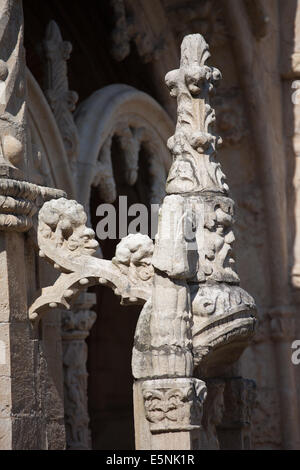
130,34,256,449
42,20,79,177
221,0,300,449
29,33,257,450
0,0,65,449
62,293,96,450
200,379,225,449
0,0,27,180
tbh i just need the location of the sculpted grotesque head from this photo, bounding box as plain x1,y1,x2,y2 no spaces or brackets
166,157,196,193
113,233,154,283
190,283,256,375
39,198,98,257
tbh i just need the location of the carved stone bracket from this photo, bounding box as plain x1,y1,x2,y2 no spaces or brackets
29,197,154,323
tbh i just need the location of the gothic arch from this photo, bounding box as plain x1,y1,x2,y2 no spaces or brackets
74,84,174,213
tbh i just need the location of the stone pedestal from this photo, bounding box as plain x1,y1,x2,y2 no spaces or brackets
134,378,206,450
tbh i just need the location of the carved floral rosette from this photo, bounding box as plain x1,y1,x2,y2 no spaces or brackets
142,378,207,433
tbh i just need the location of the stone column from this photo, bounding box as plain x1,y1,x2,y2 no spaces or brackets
268,308,300,449
217,377,256,450
200,379,225,450
224,0,300,449
0,0,65,449
61,293,96,450
280,0,300,450
0,0,36,448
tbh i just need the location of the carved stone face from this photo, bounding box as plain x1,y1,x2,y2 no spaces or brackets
113,233,154,284
207,224,236,272
67,226,98,256
166,158,196,192
38,198,99,262
190,283,256,375
202,202,239,282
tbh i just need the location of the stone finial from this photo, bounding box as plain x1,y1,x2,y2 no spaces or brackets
133,34,256,382
164,34,227,195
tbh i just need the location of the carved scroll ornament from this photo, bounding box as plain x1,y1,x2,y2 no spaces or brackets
29,197,154,323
